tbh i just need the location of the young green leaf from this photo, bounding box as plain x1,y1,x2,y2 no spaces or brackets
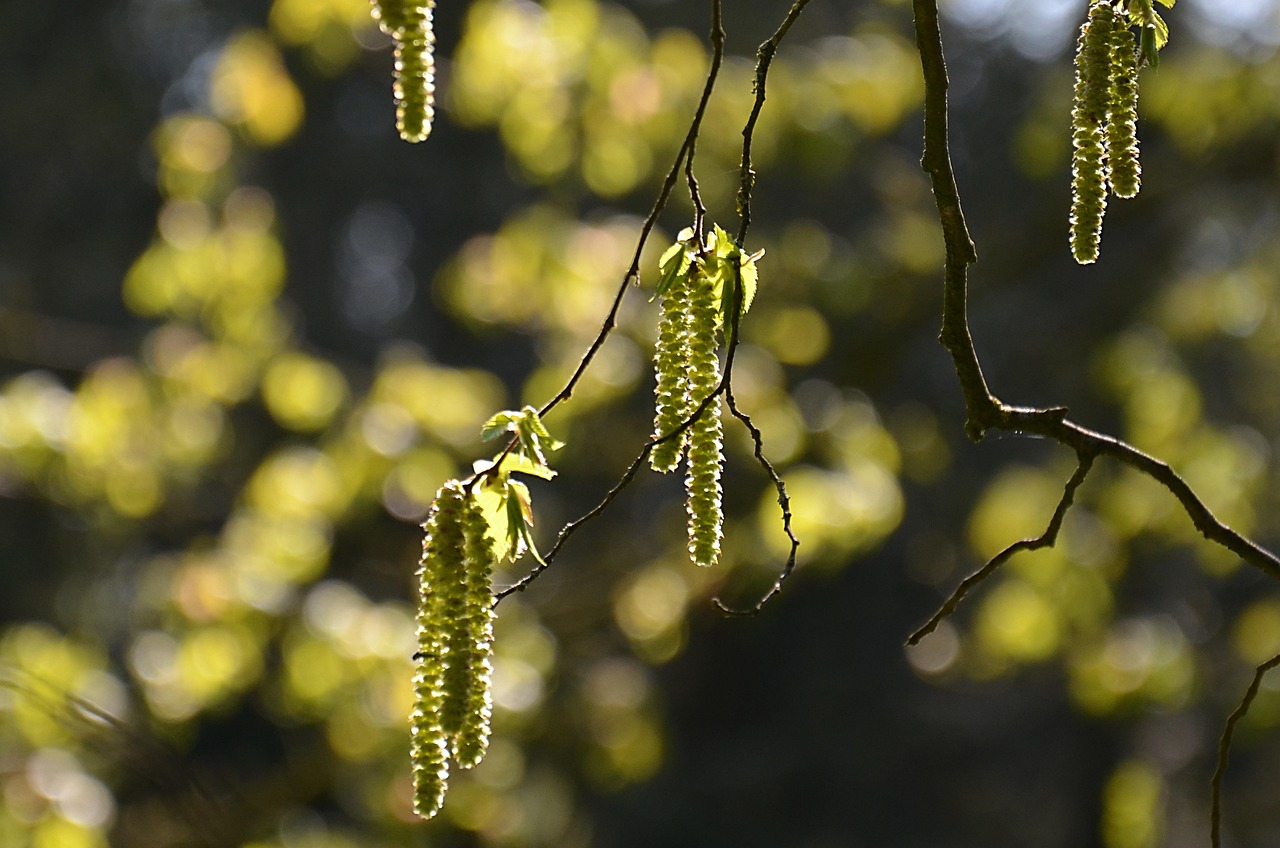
497,452,557,481
472,478,513,562
481,410,520,442
504,479,547,566
654,232,696,301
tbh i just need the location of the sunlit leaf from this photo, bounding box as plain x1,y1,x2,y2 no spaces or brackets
498,451,557,480
481,410,520,442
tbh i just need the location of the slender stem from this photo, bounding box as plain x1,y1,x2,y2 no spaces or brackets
536,0,725,420
1211,652,1280,847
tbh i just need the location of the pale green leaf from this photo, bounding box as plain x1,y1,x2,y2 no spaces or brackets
498,452,557,480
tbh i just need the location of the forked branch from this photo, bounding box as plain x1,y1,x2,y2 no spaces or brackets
1211,652,1280,848
909,0,1280,838
906,451,1094,645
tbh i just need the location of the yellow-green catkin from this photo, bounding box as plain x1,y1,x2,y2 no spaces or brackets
651,271,694,473
1069,1,1115,264
1106,20,1142,199
411,482,499,818
683,269,723,569
371,0,437,142
453,497,496,769
411,480,467,819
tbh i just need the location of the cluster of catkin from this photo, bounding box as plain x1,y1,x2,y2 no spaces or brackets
651,264,725,569
1069,0,1142,264
371,0,437,142
411,481,497,818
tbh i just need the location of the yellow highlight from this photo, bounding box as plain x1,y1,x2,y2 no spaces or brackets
262,353,349,432
974,579,1061,664
1101,761,1163,848
1234,600,1280,664
1070,619,1195,715
752,306,831,366
211,32,305,147
32,818,107,848
614,566,688,663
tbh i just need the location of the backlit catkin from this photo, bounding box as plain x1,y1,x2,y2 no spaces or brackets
1106,21,1142,199
683,269,724,569
411,480,498,818
1069,1,1115,264
372,0,437,142
651,271,694,473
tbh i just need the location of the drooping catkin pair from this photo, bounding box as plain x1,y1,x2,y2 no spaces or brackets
411,480,496,818
371,0,437,142
650,264,724,569
1069,0,1143,264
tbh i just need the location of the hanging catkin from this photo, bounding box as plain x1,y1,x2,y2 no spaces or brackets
683,269,724,569
1105,21,1142,199
452,497,497,769
1069,1,1115,264
410,480,499,817
411,480,466,818
651,271,694,473
372,0,437,142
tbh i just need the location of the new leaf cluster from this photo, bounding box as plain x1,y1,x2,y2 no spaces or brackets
649,226,762,569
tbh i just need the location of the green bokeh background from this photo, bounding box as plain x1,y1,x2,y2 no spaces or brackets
4,0,1280,845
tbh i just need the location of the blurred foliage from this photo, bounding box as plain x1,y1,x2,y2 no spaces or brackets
4,0,1280,845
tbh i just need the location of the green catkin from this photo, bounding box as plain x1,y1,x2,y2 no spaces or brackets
1069,1,1115,264
683,269,724,569
411,481,468,819
371,1,437,142
453,498,496,769
651,271,694,473
1106,21,1142,199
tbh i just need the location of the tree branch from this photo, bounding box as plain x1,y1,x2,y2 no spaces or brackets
1211,651,1280,848
910,0,1280,839
907,451,1093,645
736,0,810,247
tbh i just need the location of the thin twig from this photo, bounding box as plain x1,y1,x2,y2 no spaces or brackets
714,385,799,615
910,1,1280,841
535,0,725,420
736,0,811,247
906,452,1094,645
1211,651,1280,848
684,0,719,238
910,0,1280,582
495,373,726,601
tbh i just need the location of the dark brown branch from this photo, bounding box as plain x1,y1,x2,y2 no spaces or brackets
684,0,720,240
910,0,1280,583
714,385,799,616
1211,651,1280,848
911,1,1280,841
907,452,1094,645
735,0,810,247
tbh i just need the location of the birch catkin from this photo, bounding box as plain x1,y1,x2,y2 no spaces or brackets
651,271,694,473
411,480,499,818
453,497,497,769
411,480,467,818
683,269,724,569
372,0,437,142
1069,1,1115,264
1106,21,1142,199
